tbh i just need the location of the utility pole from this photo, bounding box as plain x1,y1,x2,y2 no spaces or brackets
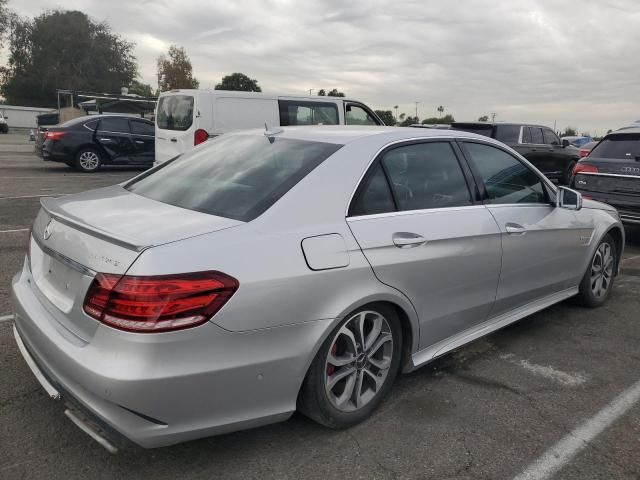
394,105,399,121
414,101,420,120
308,89,314,95
491,112,497,122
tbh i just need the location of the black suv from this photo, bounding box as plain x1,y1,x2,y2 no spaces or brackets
571,128,640,224
451,122,579,184
40,115,154,172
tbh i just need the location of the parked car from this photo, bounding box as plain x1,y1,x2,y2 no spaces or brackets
12,126,623,450
561,135,594,148
34,112,60,155
571,128,640,224
154,89,384,165
451,122,580,184
410,123,451,129
40,115,155,172
0,111,9,133
578,140,598,158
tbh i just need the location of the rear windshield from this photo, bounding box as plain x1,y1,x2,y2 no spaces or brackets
590,134,640,159
451,124,494,138
156,95,194,131
126,135,341,221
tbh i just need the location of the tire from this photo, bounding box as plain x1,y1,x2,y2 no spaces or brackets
575,234,617,307
563,161,576,185
298,304,402,429
74,148,102,172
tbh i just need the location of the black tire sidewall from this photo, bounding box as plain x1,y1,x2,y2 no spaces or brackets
300,303,403,429
74,148,102,172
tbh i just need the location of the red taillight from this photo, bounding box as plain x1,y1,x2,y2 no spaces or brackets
573,163,598,175
45,131,66,141
83,271,238,333
194,129,209,146
578,148,591,158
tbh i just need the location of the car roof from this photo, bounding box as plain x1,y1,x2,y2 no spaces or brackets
452,121,550,128
226,125,499,146
609,127,640,135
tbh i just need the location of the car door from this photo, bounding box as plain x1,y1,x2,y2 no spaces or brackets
543,127,576,183
347,140,502,351
95,117,135,163
129,119,155,164
460,140,595,317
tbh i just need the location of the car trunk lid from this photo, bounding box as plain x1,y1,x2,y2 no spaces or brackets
28,185,243,341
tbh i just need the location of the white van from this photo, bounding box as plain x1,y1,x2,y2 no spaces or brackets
154,90,384,164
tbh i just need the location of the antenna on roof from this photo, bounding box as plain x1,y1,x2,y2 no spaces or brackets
264,123,284,137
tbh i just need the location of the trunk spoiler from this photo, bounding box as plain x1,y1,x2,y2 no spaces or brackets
40,197,147,252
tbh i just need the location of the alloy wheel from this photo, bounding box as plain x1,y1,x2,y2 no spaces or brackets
324,310,393,412
79,151,100,171
591,242,614,298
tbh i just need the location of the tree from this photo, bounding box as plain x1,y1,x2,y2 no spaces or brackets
375,110,396,126
561,126,577,137
478,115,489,122
327,88,345,97
215,73,261,92
0,0,12,48
1,10,137,107
157,45,199,91
421,114,455,125
437,105,445,116
317,89,326,96
128,80,156,97
399,115,419,127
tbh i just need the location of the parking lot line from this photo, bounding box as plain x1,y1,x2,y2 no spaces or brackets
0,314,14,323
0,228,29,234
0,193,71,200
513,378,640,480
500,354,587,387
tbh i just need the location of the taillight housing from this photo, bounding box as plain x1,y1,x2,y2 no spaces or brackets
83,271,238,333
573,163,598,175
45,131,66,141
194,129,209,146
578,148,591,158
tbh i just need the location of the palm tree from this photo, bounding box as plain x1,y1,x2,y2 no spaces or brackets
393,105,399,121
399,113,405,120
437,105,444,116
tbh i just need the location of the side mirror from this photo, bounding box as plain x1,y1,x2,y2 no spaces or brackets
562,139,570,147
556,186,582,210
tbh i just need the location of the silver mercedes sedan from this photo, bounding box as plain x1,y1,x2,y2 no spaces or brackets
12,126,623,450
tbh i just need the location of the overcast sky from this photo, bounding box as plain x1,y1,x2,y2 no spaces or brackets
9,0,640,134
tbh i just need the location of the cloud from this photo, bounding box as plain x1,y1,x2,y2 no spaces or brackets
9,0,640,134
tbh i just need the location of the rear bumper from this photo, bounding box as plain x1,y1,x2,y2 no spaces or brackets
573,189,640,224
11,263,332,448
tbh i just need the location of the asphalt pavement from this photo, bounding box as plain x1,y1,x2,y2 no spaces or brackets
0,134,639,479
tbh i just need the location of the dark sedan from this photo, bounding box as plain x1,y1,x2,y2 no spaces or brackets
41,115,155,172
571,128,640,224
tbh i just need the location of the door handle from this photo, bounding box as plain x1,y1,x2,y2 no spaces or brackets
505,223,527,235
98,138,112,142
135,140,144,144
392,232,426,248
170,138,177,143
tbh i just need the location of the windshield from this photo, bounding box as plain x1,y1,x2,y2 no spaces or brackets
156,95,194,131
126,135,342,221
590,134,640,159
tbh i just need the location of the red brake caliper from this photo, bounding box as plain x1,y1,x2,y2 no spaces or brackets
327,343,337,375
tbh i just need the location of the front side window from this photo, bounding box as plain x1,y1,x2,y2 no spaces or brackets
99,117,130,133
279,101,338,126
346,104,379,125
464,142,547,204
382,142,471,211
543,129,560,145
126,135,341,222
156,95,194,131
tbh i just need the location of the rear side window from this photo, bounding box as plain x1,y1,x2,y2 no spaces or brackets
464,142,547,204
494,125,521,143
529,127,544,144
99,117,130,133
279,100,339,126
590,134,640,159
130,120,155,136
349,163,395,216
157,95,194,131
126,135,341,221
